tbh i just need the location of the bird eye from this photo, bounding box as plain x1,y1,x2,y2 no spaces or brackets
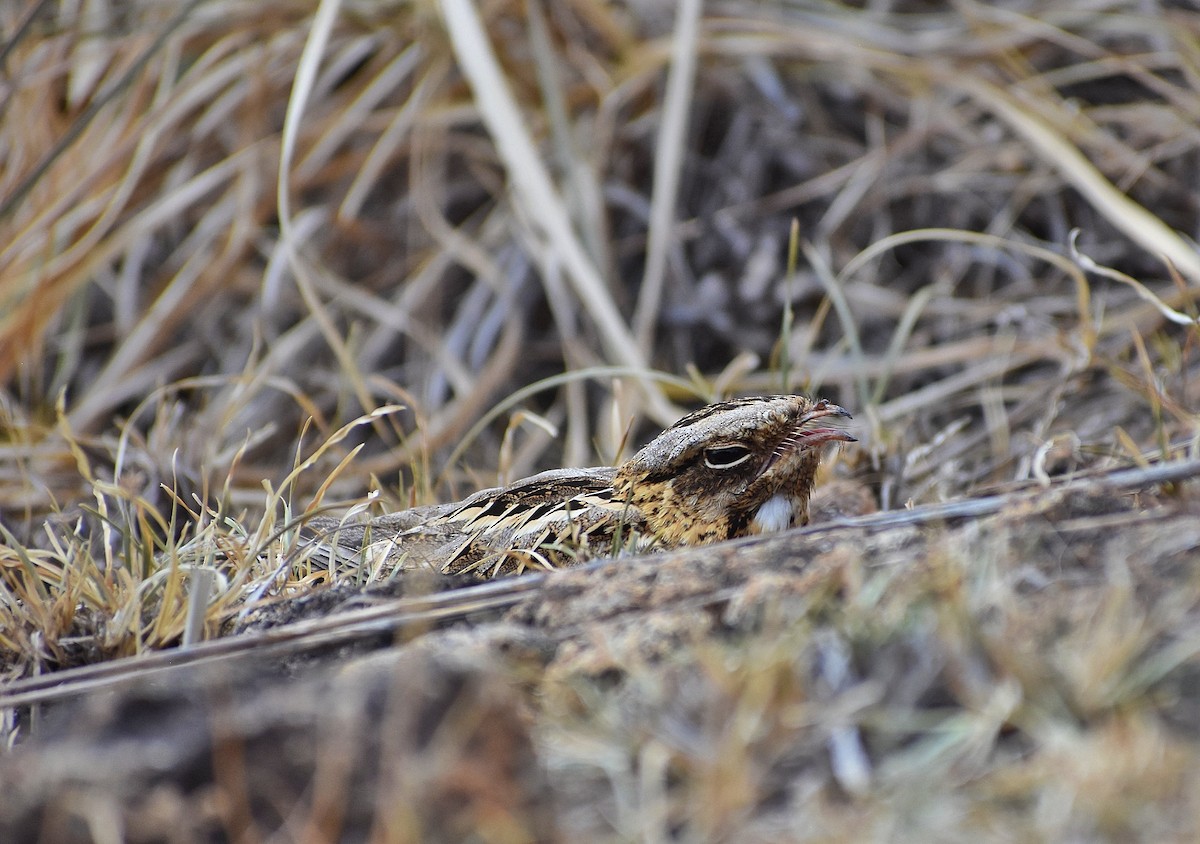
704,444,753,469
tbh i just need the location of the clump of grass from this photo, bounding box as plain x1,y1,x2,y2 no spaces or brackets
0,396,416,679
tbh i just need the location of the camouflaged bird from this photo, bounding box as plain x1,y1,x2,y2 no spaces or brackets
303,395,855,578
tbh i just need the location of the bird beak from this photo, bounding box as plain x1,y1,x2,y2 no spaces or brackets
796,400,857,445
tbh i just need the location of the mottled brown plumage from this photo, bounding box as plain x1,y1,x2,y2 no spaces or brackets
304,395,854,578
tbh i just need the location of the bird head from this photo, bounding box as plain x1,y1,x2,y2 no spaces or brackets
613,395,855,547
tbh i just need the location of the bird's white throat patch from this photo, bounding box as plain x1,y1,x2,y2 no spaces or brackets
752,493,794,533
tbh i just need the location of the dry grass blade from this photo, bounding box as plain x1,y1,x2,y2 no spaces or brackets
633,0,702,354
950,72,1200,285
1072,231,1199,327
437,0,677,425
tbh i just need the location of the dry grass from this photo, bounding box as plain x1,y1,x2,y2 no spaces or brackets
2,0,1200,838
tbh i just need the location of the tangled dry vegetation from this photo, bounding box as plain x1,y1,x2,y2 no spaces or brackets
2,0,1200,840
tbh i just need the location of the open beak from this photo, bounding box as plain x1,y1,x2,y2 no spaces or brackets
758,399,857,476
796,399,857,446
